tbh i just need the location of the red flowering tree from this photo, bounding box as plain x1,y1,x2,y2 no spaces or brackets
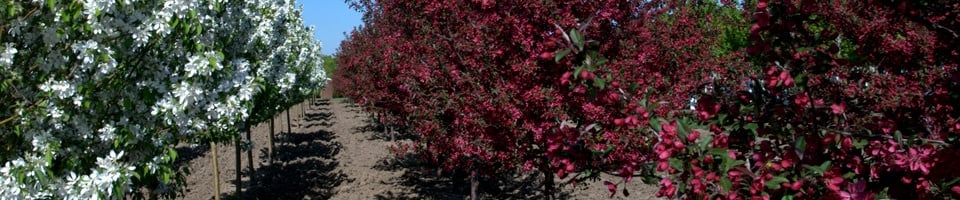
335,0,742,198
655,0,960,199
334,0,960,199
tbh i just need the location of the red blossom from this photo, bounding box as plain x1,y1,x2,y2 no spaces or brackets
894,146,935,175
695,95,720,121
560,71,572,85
604,181,616,197
839,181,874,200
825,173,845,192
831,102,847,114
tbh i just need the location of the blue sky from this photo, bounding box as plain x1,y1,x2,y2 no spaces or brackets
296,0,363,55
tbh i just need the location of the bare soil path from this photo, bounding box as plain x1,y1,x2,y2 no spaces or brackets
175,98,658,199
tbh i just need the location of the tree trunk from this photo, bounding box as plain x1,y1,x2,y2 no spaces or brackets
269,118,275,165
211,142,221,200
245,126,254,186
235,135,242,199
543,170,555,200
286,109,292,134
470,170,480,200
385,123,392,141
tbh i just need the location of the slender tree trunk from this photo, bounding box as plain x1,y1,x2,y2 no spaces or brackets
470,170,480,200
286,109,292,134
269,118,275,165
245,126,254,186
235,135,242,199
211,142,221,200
389,126,395,141
543,170,555,200
300,102,305,125
370,113,375,125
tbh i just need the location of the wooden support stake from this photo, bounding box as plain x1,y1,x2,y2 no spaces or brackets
211,142,221,200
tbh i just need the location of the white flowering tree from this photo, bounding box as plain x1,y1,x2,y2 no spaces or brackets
0,0,326,199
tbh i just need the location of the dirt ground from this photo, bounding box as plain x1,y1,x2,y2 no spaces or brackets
173,97,660,199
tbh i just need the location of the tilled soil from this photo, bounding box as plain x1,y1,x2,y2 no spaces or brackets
174,98,659,199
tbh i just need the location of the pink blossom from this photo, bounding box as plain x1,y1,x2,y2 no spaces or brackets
831,102,847,114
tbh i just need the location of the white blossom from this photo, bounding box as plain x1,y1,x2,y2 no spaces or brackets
39,80,76,100
98,124,117,142
279,72,296,93
0,43,16,68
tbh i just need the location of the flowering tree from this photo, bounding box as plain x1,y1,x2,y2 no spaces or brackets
336,0,959,199
0,0,326,199
335,0,738,198
653,0,960,199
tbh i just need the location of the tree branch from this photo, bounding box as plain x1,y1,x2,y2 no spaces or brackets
0,100,45,126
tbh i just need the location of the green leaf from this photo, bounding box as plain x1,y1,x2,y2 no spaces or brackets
944,177,960,187
649,118,663,132
168,148,178,161
782,195,795,200
676,118,689,135
853,138,868,149
843,172,856,179
555,49,571,63
161,171,171,184
641,176,659,184
697,133,713,149
717,113,728,123
765,176,789,189
594,57,608,67
743,123,758,134
795,137,806,154
720,176,732,192
132,170,142,179
573,66,583,80
669,158,684,171
707,148,728,156
820,161,832,171
726,160,745,171
802,161,831,175
569,29,584,50
593,78,605,89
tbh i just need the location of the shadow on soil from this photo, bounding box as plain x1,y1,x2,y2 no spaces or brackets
353,119,418,141
353,119,570,199
221,99,350,199
371,153,572,200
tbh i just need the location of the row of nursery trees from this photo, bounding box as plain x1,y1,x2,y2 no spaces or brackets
0,0,327,199
335,0,959,199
